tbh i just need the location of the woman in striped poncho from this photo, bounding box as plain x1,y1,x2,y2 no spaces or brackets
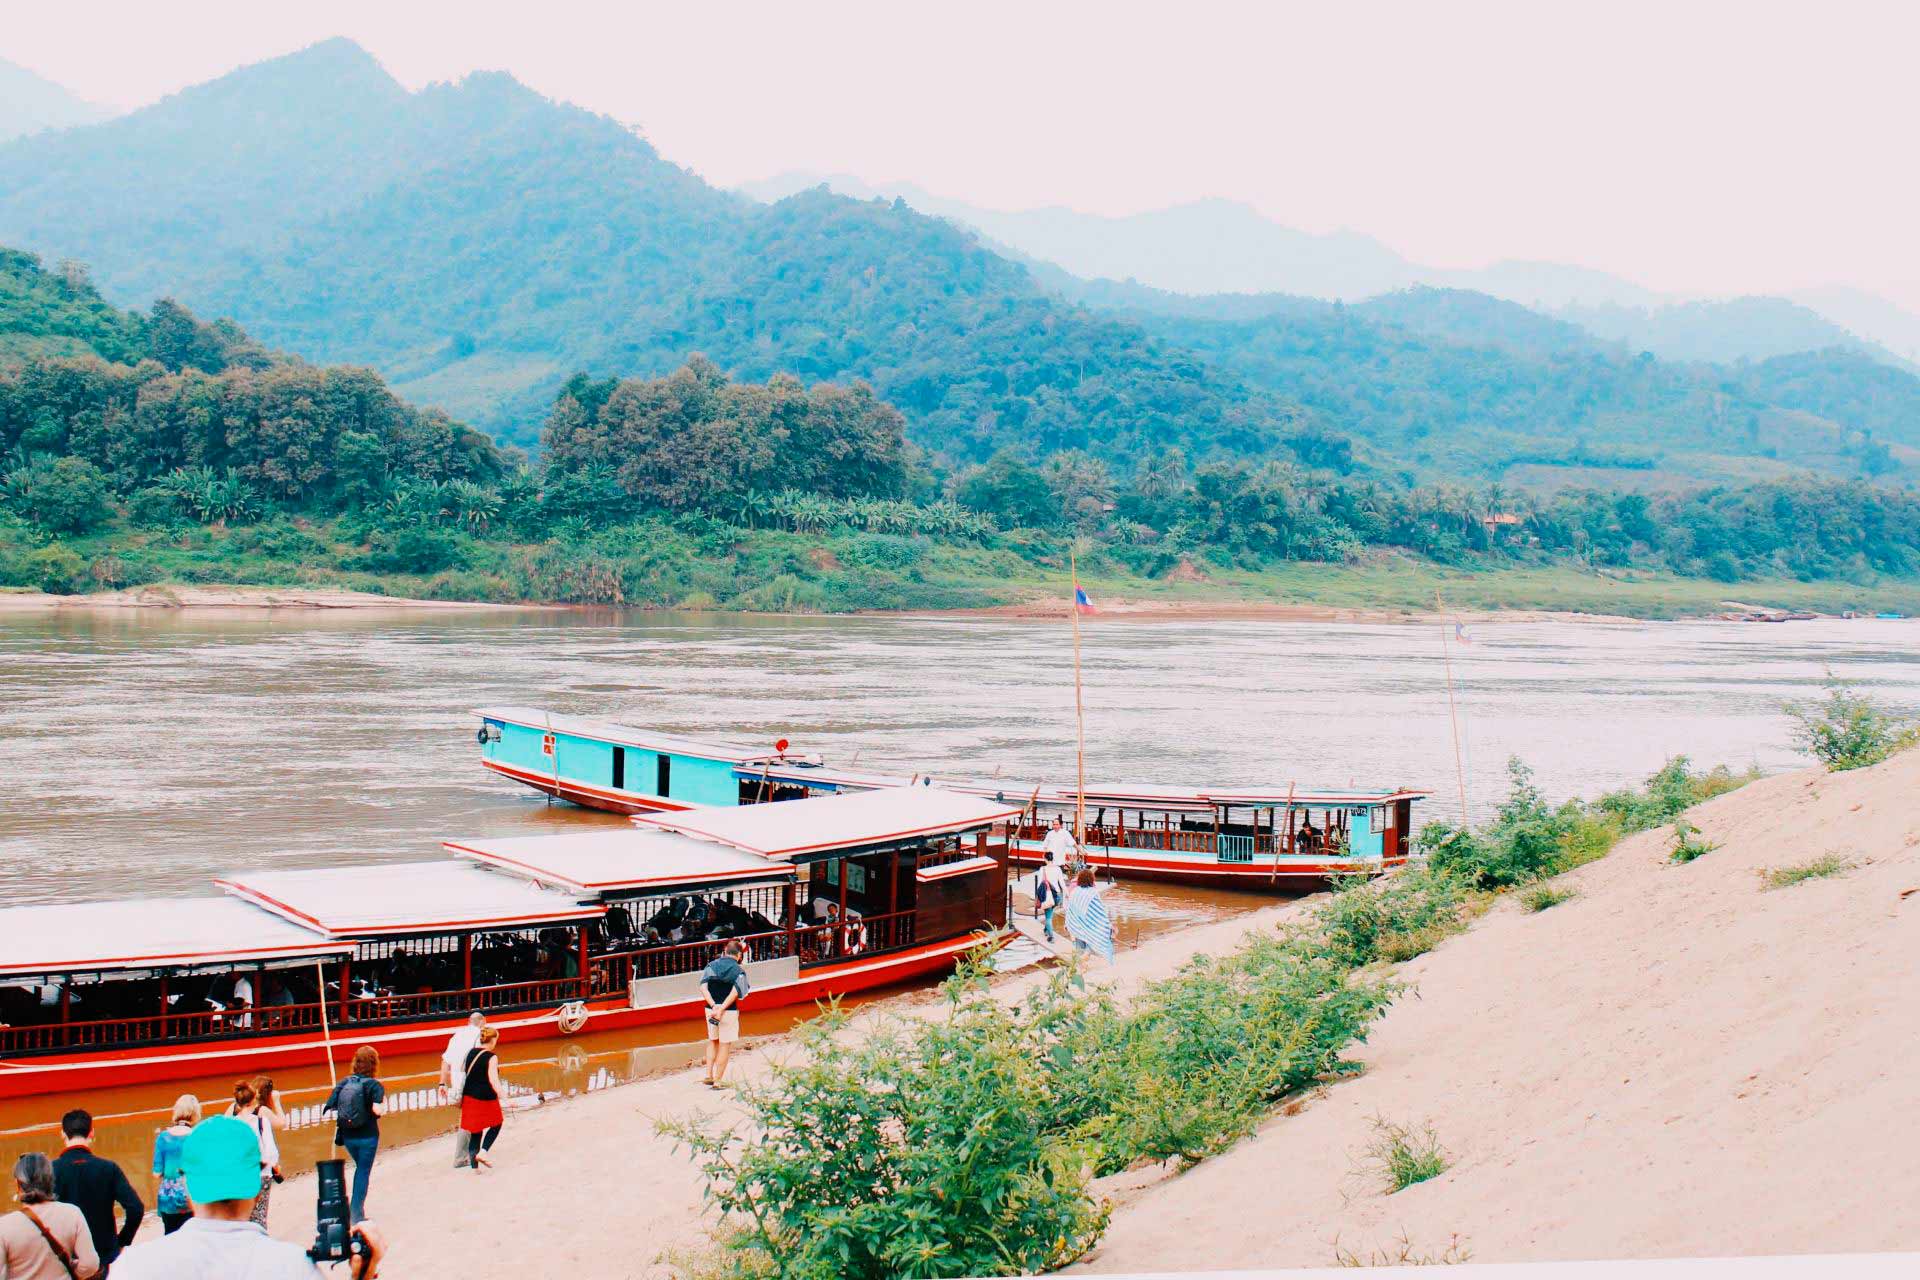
1062,867,1114,962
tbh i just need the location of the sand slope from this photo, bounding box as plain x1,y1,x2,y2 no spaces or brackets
1077,749,1920,1271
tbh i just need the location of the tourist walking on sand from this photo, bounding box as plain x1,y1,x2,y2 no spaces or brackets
51,1109,142,1273
1063,867,1116,963
225,1078,286,1229
700,938,750,1088
322,1047,387,1224
1032,854,1068,942
150,1096,201,1235
458,1026,507,1170
1041,816,1078,885
2,1152,100,1280
440,1012,486,1167
110,1115,387,1279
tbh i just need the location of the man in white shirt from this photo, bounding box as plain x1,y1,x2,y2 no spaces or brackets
440,1012,486,1167
1040,818,1078,878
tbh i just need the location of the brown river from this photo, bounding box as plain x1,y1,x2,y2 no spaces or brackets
2,607,1916,1197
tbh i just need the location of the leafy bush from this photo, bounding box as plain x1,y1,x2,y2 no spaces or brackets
1786,674,1918,771
1595,756,1757,832
349,527,469,575
1,456,114,534
1668,819,1720,864
1423,759,1572,888
23,543,87,593
1315,868,1472,969
662,961,1110,1280
1363,1118,1449,1193
1518,884,1576,912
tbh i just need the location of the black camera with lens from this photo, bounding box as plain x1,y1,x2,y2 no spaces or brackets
307,1159,367,1265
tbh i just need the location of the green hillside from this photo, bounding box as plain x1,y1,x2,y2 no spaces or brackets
0,41,1288,465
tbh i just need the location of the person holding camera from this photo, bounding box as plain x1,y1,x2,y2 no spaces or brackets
108,1116,386,1279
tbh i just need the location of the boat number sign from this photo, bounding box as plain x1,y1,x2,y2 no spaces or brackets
542,732,555,757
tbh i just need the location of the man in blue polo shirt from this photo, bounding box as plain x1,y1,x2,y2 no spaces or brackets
110,1115,387,1279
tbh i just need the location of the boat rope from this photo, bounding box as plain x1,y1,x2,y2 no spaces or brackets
555,1001,590,1034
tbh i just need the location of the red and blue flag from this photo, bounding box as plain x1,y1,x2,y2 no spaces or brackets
1074,585,1096,615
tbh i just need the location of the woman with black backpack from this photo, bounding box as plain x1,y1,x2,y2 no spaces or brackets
322,1046,387,1224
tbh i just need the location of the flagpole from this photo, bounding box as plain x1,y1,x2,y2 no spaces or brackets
1437,590,1469,826
1071,550,1086,857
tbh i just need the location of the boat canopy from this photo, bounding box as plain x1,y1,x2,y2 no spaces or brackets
475,706,781,766
215,861,605,939
632,787,1022,861
730,761,1425,813
0,898,354,978
444,829,795,895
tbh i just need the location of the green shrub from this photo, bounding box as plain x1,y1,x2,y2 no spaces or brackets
1758,854,1853,890
1518,884,1576,912
349,527,469,575
661,961,1110,1280
1596,756,1758,832
2,456,114,534
23,543,87,593
1668,819,1719,864
1364,1118,1448,1192
1315,868,1471,969
1424,759,1572,888
1786,674,1918,771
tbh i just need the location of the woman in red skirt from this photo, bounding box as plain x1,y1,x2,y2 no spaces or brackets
457,1026,506,1170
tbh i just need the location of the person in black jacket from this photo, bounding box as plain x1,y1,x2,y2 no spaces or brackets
51,1109,143,1274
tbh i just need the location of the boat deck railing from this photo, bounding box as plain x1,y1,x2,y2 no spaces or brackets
0,911,930,1058
1007,821,1352,859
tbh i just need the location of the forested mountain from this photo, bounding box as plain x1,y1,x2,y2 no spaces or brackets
1556,298,1895,367
0,41,1287,466
745,172,1920,367
0,58,111,143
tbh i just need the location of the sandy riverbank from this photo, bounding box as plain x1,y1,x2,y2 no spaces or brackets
901,597,1645,624
169,748,1918,1277
0,585,532,612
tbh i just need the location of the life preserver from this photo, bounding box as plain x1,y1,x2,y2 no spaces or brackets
555,1001,590,1034
843,923,867,956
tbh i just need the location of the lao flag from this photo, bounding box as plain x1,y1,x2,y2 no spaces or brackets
1074,585,1096,615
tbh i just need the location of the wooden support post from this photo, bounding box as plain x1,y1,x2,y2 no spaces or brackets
886,851,899,916
1212,805,1222,856
59,979,70,1024
783,879,798,958
461,934,473,992
577,925,591,999
338,955,352,1025
838,856,850,953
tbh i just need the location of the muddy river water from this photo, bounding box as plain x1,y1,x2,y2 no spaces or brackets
2,607,1916,1194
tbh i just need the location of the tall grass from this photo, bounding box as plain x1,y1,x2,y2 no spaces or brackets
1758,854,1854,889
1363,1118,1450,1193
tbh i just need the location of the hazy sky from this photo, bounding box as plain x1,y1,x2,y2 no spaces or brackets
8,1,1918,308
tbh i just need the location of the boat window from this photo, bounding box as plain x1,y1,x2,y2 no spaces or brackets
656,754,671,798
612,746,626,791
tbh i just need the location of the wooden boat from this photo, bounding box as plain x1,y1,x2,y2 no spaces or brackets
476,707,1426,887
0,789,1015,1100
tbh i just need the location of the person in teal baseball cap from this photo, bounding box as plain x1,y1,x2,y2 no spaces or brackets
182,1115,263,1205
109,1115,387,1278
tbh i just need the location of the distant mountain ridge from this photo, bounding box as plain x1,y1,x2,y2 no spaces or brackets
0,57,113,143
741,171,1920,366
4,39,1918,494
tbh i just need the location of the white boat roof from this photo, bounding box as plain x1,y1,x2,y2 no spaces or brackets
632,787,1023,861
476,706,780,765
444,829,795,894
215,861,604,938
736,762,1427,811
0,897,354,977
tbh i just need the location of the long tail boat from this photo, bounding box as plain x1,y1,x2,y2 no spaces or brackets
476,706,1426,888
0,789,1015,1101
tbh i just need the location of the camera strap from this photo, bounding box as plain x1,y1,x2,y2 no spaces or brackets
18,1206,80,1280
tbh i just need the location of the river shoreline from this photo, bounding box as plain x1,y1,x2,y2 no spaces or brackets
0,585,538,612
233,748,1920,1277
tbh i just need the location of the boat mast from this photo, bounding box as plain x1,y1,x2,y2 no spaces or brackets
1437,590,1469,826
1071,549,1087,858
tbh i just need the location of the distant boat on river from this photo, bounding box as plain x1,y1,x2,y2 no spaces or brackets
476,707,1427,890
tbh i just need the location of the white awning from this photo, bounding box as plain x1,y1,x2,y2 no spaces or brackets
631,788,1022,861
0,898,354,977
445,829,795,895
216,862,604,938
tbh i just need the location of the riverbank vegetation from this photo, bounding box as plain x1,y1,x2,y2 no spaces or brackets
5,248,1920,615
663,755,1758,1278
1787,673,1920,771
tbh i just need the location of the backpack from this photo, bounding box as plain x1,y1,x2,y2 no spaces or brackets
335,1075,372,1129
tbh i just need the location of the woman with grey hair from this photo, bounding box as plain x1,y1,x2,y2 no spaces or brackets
0,1152,100,1278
